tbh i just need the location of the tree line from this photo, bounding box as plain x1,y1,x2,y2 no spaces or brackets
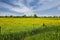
0,14,60,18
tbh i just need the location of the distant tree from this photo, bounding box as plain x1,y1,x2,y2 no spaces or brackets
43,16,47,18
22,15,27,17
10,15,13,17
59,16,60,18
33,14,38,18
53,16,58,18
0,16,3,18
48,16,53,18
16,16,21,18
5,16,8,18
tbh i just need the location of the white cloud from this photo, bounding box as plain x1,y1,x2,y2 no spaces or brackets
27,0,34,2
0,1,35,16
11,1,35,16
37,14,53,17
0,2,13,9
57,6,60,10
0,0,60,16
11,7,34,16
48,0,54,2
37,0,60,11
39,0,54,2
0,12,17,16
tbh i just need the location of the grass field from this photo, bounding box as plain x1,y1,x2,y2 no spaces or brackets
0,18,60,40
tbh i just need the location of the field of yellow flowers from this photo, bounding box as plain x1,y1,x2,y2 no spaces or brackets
0,18,60,34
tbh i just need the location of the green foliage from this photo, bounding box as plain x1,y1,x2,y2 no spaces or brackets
0,25,60,40
33,14,38,18
0,15,60,18
22,15,27,18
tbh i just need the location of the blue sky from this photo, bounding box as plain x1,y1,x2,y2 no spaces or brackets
0,0,60,16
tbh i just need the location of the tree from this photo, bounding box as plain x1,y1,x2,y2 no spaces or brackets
33,14,38,18
10,15,13,17
53,16,58,18
22,15,27,18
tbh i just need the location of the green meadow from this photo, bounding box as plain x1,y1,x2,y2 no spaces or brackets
0,18,60,40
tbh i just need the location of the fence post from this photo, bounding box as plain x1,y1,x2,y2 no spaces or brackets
0,26,1,40
42,23,46,28
32,24,35,29
42,23,46,40
0,26,1,34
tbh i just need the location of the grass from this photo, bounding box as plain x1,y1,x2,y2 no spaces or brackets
0,18,60,33
0,25,60,40
25,27,60,40
0,18,60,40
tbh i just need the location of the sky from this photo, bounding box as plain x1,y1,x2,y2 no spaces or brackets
0,0,60,16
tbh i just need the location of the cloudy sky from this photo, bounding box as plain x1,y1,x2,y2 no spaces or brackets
0,0,60,16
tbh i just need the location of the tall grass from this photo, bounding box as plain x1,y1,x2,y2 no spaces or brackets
0,25,60,40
